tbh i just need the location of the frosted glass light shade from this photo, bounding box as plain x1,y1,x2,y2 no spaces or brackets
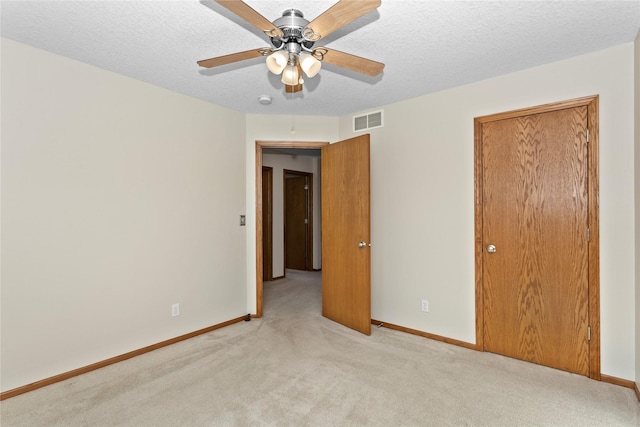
281,65,300,85
266,51,288,74
299,52,321,78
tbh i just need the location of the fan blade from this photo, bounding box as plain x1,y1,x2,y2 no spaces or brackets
304,0,380,41
197,48,269,68
215,0,283,38
316,47,384,77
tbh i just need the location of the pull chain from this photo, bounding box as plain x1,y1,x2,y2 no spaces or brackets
290,86,296,134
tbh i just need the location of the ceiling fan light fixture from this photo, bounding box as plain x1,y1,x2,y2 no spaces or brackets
281,64,300,86
266,50,288,74
199,0,385,92
299,52,321,78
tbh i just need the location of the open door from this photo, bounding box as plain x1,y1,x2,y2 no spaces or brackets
321,134,371,335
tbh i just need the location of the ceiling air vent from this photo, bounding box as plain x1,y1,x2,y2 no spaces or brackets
353,110,383,132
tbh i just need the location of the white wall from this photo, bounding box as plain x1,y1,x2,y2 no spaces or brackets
1,39,247,392
263,153,321,277
339,44,636,380
2,37,636,394
245,114,338,313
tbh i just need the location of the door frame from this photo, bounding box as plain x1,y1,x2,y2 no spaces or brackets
283,169,314,271
255,140,328,317
473,95,600,379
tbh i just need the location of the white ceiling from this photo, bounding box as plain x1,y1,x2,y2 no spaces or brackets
2,1,639,116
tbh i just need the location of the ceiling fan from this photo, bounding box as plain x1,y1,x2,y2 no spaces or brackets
197,0,385,93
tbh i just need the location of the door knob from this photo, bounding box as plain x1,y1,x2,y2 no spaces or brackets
487,244,497,253
358,241,368,248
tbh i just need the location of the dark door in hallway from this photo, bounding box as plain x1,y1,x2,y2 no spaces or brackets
262,166,273,281
285,171,312,271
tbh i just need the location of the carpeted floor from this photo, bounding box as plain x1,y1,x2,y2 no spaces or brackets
1,269,639,426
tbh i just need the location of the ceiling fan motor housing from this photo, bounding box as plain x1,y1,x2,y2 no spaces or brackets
271,9,314,52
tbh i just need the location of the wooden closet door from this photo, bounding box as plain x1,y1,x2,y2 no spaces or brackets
481,106,590,376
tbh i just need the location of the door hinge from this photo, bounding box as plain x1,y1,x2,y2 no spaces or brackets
587,228,591,241
304,218,308,224
586,129,590,143
304,185,309,190
588,326,591,341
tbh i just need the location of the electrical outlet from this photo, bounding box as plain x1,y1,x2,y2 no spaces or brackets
172,303,180,317
421,299,429,312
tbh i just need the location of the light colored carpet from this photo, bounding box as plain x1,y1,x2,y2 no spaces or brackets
1,269,639,426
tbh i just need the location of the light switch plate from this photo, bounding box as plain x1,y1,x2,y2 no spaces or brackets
240,215,246,226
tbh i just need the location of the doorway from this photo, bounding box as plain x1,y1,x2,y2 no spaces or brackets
255,141,328,317
256,137,372,335
474,96,600,379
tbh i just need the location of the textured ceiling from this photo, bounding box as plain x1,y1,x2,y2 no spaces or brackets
2,1,639,116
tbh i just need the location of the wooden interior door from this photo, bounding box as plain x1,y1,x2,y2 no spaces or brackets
480,106,590,376
285,173,310,270
322,134,371,335
262,166,273,281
